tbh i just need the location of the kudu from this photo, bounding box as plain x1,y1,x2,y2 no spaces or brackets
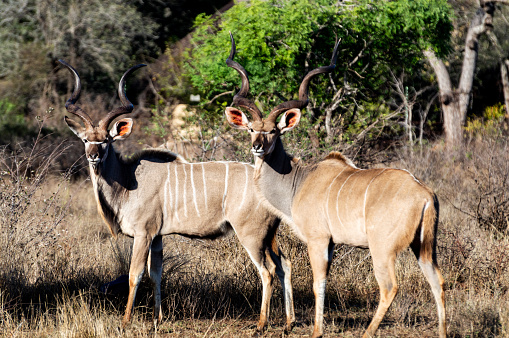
224,34,446,338
58,60,295,332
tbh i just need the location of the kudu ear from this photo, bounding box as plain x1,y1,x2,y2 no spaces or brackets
277,108,301,134
225,107,250,130
64,116,86,137
110,118,133,140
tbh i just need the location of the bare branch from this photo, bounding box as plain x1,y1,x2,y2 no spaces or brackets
205,90,235,106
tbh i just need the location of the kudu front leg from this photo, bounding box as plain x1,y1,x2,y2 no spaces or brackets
122,234,151,328
148,235,163,328
239,239,275,334
257,249,276,333
268,244,295,333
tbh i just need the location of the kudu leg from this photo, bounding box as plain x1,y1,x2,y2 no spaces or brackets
418,259,446,338
269,247,295,332
259,250,276,333
122,234,151,328
240,241,276,333
363,253,398,338
148,235,163,328
308,240,335,338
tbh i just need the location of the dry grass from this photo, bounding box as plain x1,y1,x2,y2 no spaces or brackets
1,133,509,337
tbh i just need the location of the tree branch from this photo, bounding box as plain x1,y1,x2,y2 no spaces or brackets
205,90,234,106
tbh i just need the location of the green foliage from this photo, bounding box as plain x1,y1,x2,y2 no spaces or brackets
0,0,159,88
0,99,30,143
465,103,506,138
0,0,160,136
181,0,453,145
348,0,452,57
343,102,401,143
184,0,340,105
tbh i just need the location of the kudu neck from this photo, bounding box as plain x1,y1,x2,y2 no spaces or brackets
254,137,311,220
89,143,126,238
261,138,295,175
91,144,129,187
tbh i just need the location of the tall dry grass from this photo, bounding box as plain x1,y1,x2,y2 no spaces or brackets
1,125,509,336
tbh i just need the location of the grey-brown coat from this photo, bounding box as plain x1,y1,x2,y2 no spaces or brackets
224,34,445,338
58,60,295,332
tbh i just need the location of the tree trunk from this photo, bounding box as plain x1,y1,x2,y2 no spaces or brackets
423,2,496,148
501,59,509,119
423,49,463,146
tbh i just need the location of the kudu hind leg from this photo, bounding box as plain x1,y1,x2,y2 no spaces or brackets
364,253,398,338
411,220,446,337
122,234,151,328
417,258,446,338
269,246,295,332
148,235,163,327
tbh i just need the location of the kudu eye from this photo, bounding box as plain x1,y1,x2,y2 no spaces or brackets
83,139,88,144
270,128,276,134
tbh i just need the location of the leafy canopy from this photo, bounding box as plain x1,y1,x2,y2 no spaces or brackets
182,0,453,114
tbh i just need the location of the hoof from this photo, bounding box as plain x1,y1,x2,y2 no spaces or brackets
251,330,262,337
283,321,295,334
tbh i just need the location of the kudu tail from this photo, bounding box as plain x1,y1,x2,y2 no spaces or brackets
413,193,446,338
412,193,439,265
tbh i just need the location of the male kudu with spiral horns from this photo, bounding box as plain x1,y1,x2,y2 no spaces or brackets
224,33,446,338
58,60,295,332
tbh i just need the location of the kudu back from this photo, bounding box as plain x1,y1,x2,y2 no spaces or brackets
58,60,295,332
223,34,446,338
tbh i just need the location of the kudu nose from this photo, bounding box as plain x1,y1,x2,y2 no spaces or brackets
253,143,263,151
89,153,99,160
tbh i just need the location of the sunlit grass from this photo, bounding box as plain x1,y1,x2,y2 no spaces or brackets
1,135,509,337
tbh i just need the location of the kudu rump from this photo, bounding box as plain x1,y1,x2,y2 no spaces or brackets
58,60,295,332
224,34,446,338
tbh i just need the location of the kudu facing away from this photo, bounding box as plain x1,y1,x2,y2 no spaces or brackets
58,60,295,332
224,34,446,338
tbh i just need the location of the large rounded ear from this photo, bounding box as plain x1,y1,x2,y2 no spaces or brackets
64,116,86,138
225,107,250,130
277,108,301,134
109,118,133,140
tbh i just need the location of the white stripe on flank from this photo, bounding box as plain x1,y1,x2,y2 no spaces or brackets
190,164,200,217
238,164,249,210
183,164,188,218
222,163,229,216
363,169,387,234
335,171,359,228
174,164,180,222
167,164,173,217
163,164,169,221
201,163,208,211
325,167,348,226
